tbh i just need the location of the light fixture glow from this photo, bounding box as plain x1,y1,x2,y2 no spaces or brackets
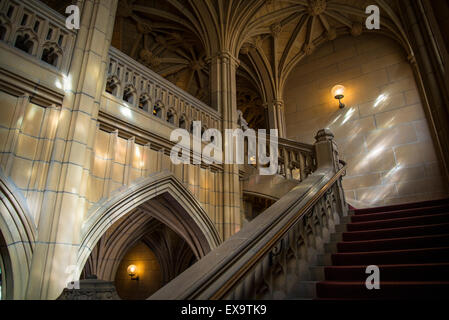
127,264,139,280
331,85,345,109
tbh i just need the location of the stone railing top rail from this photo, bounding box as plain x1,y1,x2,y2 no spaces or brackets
108,47,222,121
278,137,315,154
21,0,77,35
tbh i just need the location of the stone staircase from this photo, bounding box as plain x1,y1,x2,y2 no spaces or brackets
290,198,449,300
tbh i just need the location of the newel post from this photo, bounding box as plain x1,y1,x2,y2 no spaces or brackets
314,128,349,217
314,128,340,172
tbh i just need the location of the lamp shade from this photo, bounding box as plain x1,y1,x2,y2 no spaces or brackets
332,85,345,98
127,264,137,276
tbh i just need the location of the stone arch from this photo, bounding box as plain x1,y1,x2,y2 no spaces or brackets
14,29,38,55
106,75,120,96
76,171,221,280
152,100,164,118
178,114,188,129
0,171,35,299
138,93,152,112
280,29,413,96
166,108,176,125
122,84,137,106
40,43,63,68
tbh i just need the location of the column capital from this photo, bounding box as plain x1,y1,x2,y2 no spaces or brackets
272,99,284,107
206,51,240,68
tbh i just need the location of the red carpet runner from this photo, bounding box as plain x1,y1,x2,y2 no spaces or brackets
316,198,449,299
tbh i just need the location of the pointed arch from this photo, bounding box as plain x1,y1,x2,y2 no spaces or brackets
0,170,36,299
76,171,221,279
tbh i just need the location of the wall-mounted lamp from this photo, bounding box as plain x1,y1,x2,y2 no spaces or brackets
332,85,345,109
127,264,139,281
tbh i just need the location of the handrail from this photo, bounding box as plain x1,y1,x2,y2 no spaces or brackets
150,161,348,300
278,137,315,154
212,164,347,300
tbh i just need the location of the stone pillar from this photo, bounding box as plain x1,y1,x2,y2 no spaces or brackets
314,128,339,172
266,100,286,138
314,128,348,217
26,0,118,299
208,51,241,240
403,0,449,185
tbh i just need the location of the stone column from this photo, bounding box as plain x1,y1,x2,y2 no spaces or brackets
266,100,286,138
208,51,241,240
26,0,118,300
403,0,449,185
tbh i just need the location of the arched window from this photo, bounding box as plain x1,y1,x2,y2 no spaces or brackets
41,47,59,67
166,110,175,124
153,102,162,118
139,95,150,112
106,77,119,96
179,116,186,129
123,87,135,105
14,34,34,54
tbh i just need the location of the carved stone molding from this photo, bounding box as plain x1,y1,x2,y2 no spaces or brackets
57,278,120,300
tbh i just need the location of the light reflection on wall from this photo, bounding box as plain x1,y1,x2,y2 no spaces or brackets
120,105,133,119
373,93,388,108
55,75,72,92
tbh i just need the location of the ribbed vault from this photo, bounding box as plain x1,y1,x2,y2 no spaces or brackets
111,0,412,129
82,207,196,285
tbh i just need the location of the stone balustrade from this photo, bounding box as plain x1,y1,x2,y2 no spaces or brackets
106,47,222,132
150,129,348,300
0,0,76,73
243,135,316,182
278,137,316,181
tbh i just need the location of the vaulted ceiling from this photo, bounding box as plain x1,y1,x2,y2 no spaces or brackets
41,0,411,129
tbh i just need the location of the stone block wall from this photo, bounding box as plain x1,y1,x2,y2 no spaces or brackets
0,90,227,238
284,34,448,207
